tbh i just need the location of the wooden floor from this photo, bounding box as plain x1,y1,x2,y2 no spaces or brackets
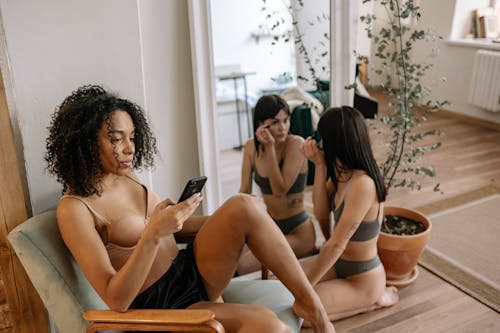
219,94,500,332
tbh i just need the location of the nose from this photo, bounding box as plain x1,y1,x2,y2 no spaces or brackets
123,138,135,155
279,120,288,131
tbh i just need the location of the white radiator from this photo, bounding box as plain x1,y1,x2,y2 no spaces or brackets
468,50,500,112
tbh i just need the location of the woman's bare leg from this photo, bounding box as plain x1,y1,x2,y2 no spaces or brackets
235,245,260,275
189,301,291,333
194,194,334,333
299,264,398,326
236,219,317,275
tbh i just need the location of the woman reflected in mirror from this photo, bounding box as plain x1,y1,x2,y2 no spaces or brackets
238,94,318,275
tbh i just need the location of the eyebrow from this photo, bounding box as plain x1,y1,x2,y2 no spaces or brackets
108,129,135,135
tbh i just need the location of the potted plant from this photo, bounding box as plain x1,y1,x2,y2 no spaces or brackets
357,0,448,286
264,0,447,286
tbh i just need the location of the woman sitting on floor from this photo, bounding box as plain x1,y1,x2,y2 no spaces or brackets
238,94,318,274
299,106,399,323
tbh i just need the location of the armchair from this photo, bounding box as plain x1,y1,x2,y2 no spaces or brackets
7,210,302,333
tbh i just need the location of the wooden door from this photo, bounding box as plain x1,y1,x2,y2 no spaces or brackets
0,65,49,331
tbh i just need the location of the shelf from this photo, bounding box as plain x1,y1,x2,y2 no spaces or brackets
446,38,500,51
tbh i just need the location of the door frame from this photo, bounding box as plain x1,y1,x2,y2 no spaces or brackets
0,33,49,333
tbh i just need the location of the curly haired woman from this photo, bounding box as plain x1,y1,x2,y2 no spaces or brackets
45,85,334,333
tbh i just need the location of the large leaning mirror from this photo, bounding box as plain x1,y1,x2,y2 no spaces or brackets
188,0,363,213
211,0,330,201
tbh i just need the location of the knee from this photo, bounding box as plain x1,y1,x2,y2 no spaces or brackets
223,194,267,219
247,306,291,333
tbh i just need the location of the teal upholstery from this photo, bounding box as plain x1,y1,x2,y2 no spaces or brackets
223,280,301,330
8,210,302,333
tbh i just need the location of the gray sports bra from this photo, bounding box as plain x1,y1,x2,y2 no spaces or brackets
254,168,307,195
333,201,381,241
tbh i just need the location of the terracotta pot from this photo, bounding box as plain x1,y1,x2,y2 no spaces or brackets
377,206,432,283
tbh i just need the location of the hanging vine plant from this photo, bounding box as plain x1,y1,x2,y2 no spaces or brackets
358,0,449,195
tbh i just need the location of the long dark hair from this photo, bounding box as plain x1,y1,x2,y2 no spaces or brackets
45,84,158,196
253,94,290,154
318,106,386,202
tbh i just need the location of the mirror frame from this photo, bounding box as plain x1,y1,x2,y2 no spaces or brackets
187,0,221,214
188,0,357,212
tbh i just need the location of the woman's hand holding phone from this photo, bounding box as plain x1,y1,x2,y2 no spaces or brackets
143,176,206,241
146,194,203,240
178,176,207,203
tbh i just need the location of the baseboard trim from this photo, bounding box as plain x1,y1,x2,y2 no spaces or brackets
438,109,500,131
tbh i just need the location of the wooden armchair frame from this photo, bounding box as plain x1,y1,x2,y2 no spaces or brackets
7,210,228,333
83,309,223,332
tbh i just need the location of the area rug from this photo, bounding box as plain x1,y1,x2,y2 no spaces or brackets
417,186,500,313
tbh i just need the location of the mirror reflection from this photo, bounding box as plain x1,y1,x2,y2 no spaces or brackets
210,0,331,202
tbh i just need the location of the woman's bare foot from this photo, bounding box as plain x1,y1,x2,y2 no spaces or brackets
293,300,335,333
376,286,399,307
302,286,399,326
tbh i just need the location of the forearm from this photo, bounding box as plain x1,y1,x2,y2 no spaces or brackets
181,215,208,234
239,183,251,194
239,175,252,194
264,148,286,196
307,242,344,286
312,163,328,205
312,163,330,220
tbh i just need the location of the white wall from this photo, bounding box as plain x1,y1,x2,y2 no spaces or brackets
363,0,500,124
137,1,200,201
0,0,200,214
211,0,296,94
355,0,374,58
415,0,500,123
293,0,330,90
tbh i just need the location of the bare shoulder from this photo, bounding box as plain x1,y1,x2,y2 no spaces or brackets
242,139,256,161
284,134,305,154
57,196,95,231
287,134,305,145
349,173,376,197
243,138,255,151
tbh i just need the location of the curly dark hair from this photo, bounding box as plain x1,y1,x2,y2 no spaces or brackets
45,84,158,196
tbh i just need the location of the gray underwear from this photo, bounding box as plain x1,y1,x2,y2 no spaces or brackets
334,256,381,279
273,211,309,234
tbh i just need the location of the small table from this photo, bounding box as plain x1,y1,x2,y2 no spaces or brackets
216,71,256,150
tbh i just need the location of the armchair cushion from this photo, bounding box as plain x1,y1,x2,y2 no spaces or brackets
8,210,302,333
223,280,302,332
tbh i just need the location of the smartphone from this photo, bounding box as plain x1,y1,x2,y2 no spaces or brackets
313,133,323,152
178,176,207,203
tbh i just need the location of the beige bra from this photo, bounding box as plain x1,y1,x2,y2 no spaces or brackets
59,175,155,270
